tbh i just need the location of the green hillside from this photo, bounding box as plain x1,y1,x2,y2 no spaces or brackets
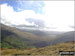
1,23,54,49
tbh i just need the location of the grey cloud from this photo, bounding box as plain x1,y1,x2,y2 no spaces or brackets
14,25,38,28
69,26,75,29
46,27,57,29
26,18,45,27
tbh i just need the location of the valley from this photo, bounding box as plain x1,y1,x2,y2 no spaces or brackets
1,23,75,55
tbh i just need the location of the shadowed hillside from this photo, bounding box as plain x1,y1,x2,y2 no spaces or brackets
1,23,56,48
51,31,74,45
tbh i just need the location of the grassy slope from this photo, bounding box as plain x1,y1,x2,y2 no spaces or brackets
1,24,40,49
1,23,55,48
1,23,55,41
1,24,40,40
1,42,75,56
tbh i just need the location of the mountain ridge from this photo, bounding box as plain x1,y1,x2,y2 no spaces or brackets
1,23,74,49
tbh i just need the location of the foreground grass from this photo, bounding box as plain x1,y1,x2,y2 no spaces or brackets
1,42,75,56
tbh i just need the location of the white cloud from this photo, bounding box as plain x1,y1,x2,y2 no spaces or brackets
1,3,43,26
43,1,74,31
1,1,74,32
44,1,74,26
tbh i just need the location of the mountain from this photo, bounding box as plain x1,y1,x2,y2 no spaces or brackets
1,23,74,49
1,23,37,49
51,31,75,45
1,23,55,48
18,28,63,37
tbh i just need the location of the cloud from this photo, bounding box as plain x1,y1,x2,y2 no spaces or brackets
69,26,75,29
1,3,44,27
14,24,39,30
43,1,74,31
17,1,45,13
1,1,74,32
1,0,45,13
26,18,45,27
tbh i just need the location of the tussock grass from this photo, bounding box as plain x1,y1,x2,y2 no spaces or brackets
1,42,75,56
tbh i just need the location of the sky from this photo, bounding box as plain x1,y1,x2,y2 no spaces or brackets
1,0,74,32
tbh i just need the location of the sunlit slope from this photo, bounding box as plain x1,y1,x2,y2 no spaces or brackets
1,42,75,55
29,42,75,55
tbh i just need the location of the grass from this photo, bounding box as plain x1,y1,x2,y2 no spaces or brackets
1,42,75,56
